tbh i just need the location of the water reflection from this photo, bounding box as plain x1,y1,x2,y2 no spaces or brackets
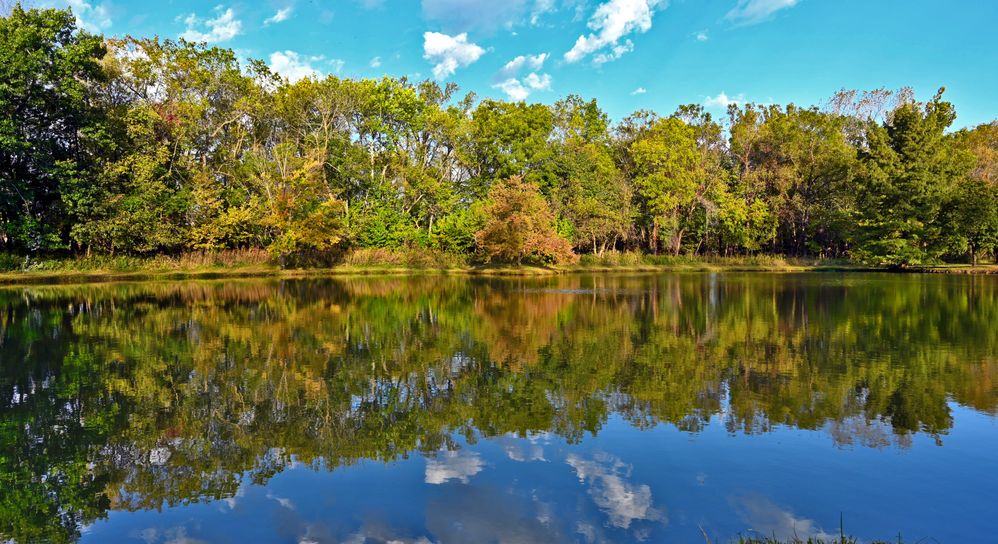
566,453,665,530
729,494,836,542
1,273,996,542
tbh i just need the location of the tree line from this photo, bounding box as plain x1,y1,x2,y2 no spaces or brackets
1,5,996,267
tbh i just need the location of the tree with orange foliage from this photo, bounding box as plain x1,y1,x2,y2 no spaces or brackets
476,176,577,265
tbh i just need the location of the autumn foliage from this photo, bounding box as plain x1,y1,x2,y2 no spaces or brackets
476,176,578,265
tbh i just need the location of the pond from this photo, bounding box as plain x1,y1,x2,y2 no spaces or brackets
1,273,996,543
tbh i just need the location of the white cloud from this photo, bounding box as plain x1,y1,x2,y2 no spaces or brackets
564,0,665,64
523,72,551,91
704,91,745,108
180,6,242,43
369,56,382,68
268,51,323,82
493,53,551,100
567,453,664,529
695,30,708,41
725,0,799,26
530,0,557,25
631,87,647,95
425,450,484,484
495,52,548,80
67,0,112,31
495,79,530,101
500,435,546,462
327,58,346,73
422,0,558,32
422,32,486,80
264,7,292,25
592,39,634,65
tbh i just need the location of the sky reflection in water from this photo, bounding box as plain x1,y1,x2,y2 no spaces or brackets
1,273,996,543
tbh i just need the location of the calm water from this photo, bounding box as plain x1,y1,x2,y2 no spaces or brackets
1,273,997,543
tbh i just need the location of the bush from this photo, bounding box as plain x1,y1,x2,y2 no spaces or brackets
0,254,22,272
475,176,577,265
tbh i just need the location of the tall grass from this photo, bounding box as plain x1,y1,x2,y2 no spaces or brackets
576,251,852,269
0,249,272,273
340,248,468,269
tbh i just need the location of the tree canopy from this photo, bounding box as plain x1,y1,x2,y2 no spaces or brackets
1,6,995,267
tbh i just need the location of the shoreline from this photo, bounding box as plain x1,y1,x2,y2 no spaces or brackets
2,261,996,287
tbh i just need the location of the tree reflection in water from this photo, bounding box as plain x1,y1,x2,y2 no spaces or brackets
1,273,996,542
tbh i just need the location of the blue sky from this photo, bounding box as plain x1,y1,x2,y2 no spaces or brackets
50,0,997,127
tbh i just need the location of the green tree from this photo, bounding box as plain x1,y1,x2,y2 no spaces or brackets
853,89,972,266
551,97,632,254
629,117,719,255
0,6,108,252
727,104,857,256
468,100,555,197
941,123,998,264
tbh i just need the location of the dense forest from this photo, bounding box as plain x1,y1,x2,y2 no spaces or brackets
1,5,996,267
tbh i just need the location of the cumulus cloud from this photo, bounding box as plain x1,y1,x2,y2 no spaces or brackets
564,0,665,65
423,32,486,80
494,74,550,101
695,30,709,41
180,6,242,43
425,449,484,484
567,453,665,529
268,51,325,82
592,40,634,65
725,0,799,26
264,7,292,25
67,0,112,31
496,53,548,80
704,91,745,108
492,53,551,101
369,56,382,68
494,80,530,101
631,87,647,95
523,72,551,90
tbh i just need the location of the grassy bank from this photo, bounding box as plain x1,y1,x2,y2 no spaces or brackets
1,249,995,286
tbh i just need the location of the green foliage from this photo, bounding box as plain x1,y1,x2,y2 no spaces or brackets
630,116,712,254
430,205,485,254
0,8,995,267
853,90,974,266
940,122,998,264
0,5,108,252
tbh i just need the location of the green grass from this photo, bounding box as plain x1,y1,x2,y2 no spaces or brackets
2,249,996,286
573,251,866,271
0,249,274,273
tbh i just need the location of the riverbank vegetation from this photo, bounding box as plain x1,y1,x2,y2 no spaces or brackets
2,5,997,272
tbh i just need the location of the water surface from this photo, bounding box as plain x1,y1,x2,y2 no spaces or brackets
1,273,996,543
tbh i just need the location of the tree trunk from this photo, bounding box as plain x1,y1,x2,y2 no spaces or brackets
651,222,659,255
